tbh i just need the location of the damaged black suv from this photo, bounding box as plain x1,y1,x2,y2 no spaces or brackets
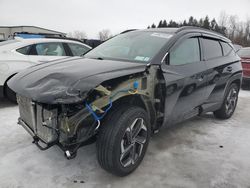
8,27,242,176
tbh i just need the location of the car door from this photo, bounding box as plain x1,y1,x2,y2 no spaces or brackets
28,42,68,64
200,36,239,112
161,34,208,126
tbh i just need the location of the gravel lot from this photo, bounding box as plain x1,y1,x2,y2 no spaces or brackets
0,90,250,188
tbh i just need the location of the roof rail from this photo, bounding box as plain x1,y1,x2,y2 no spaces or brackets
176,26,216,33
12,32,88,44
120,29,137,34
176,26,229,41
13,31,66,37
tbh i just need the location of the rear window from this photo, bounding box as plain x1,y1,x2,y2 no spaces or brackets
16,45,31,55
202,38,223,60
68,43,90,56
237,48,250,58
221,42,234,56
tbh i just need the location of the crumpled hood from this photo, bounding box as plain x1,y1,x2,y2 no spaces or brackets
8,57,146,104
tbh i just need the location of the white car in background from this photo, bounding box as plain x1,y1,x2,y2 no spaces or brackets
0,38,91,102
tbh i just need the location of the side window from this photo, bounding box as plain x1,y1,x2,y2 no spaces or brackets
34,43,66,56
221,42,234,56
16,45,31,55
170,38,200,65
202,38,223,60
68,43,90,56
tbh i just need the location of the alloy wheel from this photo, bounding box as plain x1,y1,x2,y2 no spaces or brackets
120,118,148,168
225,87,238,115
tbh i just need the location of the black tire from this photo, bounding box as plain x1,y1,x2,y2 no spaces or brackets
96,105,151,176
4,85,17,103
213,83,239,119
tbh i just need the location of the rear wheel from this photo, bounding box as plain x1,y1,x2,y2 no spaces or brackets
213,83,239,119
96,106,150,176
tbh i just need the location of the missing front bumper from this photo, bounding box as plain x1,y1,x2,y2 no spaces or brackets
18,116,96,159
17,95,97,159
18,117,58,150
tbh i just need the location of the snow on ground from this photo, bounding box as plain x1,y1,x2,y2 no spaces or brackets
0,89,250,188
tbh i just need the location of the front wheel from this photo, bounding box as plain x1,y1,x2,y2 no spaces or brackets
214,83,239,119
4,84,17,103
96,106,151,176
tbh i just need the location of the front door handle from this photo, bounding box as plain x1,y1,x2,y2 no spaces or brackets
197,74,204,82
227,66,233,72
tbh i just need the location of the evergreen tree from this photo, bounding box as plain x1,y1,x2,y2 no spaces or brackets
162,20,167,27
158,20,163,28
210,18,217,30
168,20,179,27
193,18,198,26
203,16,210,29
188,16,194,26
147,15,250,46
198,18,204,27
182,20,187,26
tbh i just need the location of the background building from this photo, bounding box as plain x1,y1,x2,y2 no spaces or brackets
0,26,66,40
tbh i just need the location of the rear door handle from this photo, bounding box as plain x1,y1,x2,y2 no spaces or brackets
227,66,233,72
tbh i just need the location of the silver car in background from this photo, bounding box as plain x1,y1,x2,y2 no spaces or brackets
0,38,91,101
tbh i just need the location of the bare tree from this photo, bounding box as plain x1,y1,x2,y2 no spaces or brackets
245,19,250,41
218,11,228,28
228,15,239,40
67,30,87,40
98,29,112,41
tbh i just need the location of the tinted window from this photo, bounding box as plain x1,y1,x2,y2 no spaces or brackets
16,45,31,55
221,42,234,56
170,38,200,65
68,43,90,56
34,43,66,56
203,38,222,60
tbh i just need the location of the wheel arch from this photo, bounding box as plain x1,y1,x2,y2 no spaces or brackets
111,94,157,131
225,72,242,94
221,73,242,104
231,78,241,90
3,73,17,97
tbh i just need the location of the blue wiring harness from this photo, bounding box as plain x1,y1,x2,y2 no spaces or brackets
85,98,113,121
85,81,139,123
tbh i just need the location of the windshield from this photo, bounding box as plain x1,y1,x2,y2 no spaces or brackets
237,48,250,58
84,31,172,63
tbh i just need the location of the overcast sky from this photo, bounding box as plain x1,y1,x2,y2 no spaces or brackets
0,0,249,39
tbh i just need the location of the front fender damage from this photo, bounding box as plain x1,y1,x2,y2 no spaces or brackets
14,66,165,159
7,60,146,104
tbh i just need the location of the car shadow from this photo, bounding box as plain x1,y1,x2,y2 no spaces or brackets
0,97,17,108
